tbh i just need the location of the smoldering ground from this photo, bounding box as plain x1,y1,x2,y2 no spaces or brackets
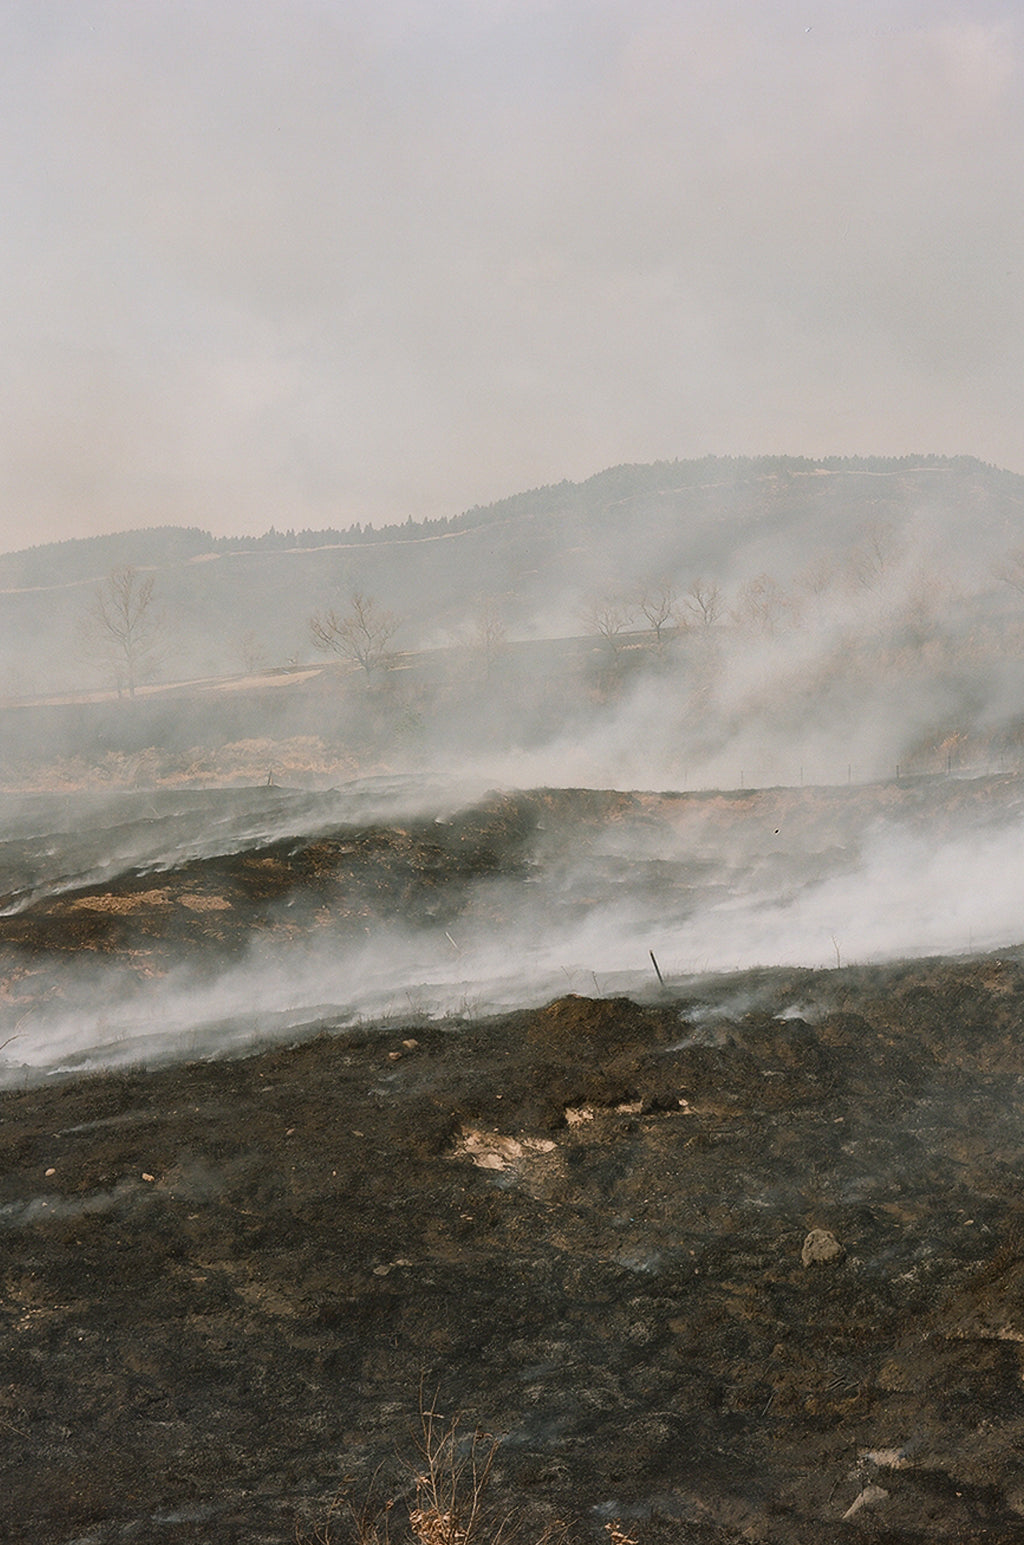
4,487,1023,1089
3,773,1024,1084
8,669,1024,1543
7,898,1024,1541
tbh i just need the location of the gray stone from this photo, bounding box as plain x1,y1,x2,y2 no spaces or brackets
802,1228,845,1267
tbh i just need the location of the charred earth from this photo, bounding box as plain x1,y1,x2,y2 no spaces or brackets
3,779,1024,1541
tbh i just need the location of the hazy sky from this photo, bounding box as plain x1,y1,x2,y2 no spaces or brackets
0,0,1021,550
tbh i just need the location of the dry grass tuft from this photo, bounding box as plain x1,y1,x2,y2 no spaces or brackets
408,1399,497,1545
297,1394,577,1545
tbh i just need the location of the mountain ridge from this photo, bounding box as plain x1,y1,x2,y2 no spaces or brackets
1,451,1013,585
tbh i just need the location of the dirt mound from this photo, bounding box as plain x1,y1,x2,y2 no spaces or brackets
530,994,677,1057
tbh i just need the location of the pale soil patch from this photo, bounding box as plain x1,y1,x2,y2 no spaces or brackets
454,1127,557,1172
210,670,321,692
69,890,171,913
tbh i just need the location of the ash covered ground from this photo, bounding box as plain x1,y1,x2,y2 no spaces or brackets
3,776,1024,1541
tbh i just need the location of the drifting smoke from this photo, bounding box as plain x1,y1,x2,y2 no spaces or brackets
2,774,1023,1084
3,461,1024,1083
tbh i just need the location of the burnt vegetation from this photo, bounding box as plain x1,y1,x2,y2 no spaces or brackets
4,945,1024,1541
4,457,1024,1539
1,778,1024,1538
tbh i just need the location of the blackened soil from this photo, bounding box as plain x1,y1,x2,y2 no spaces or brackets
0,788,541,956
5,958,1024,1542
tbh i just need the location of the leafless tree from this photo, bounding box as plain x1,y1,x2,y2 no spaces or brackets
634,581,680,646
683,578,724,628
846,521,899,592
239,630,266,675
797,554,838,600
468,601,507,677
583,596,633,656
83,564,161,698
311,591,400,676
733,573,792,635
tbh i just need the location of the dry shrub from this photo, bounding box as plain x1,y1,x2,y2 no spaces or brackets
297,1395,575,1545
408,1400,498,1545
299,1473,394,1545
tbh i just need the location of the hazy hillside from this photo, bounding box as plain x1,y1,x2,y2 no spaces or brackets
3,452,1024,793
2,453,1021,686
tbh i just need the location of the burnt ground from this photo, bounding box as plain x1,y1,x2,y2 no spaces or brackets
3,783,1024,1541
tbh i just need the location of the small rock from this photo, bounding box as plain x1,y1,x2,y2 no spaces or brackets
861,1446,908,1470
402,1038,419,1050
842,1484,889,1520
461,1130,522,1165
1007,1487,1024,1517
802,1228,845,1267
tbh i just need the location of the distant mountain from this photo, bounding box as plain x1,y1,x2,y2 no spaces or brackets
2,453,1023,703
4,451,1020,587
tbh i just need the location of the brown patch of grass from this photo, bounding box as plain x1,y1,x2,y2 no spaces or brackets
68,889,171,913
297,1398,575,1545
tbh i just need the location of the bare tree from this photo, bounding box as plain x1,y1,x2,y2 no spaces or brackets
583,596,633,657
733,573,792,636
634,581,680,646
83,565,161,698
239,630,266,675
683,578,724,628
311,591,400,676
845,521,899,592
797,554,838,600
467,601,507,678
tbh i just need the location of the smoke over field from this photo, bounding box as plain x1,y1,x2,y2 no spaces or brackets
4,461,1024,1543
6,457,1024,811
3,0,1024,1527
2,771,1023,1084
